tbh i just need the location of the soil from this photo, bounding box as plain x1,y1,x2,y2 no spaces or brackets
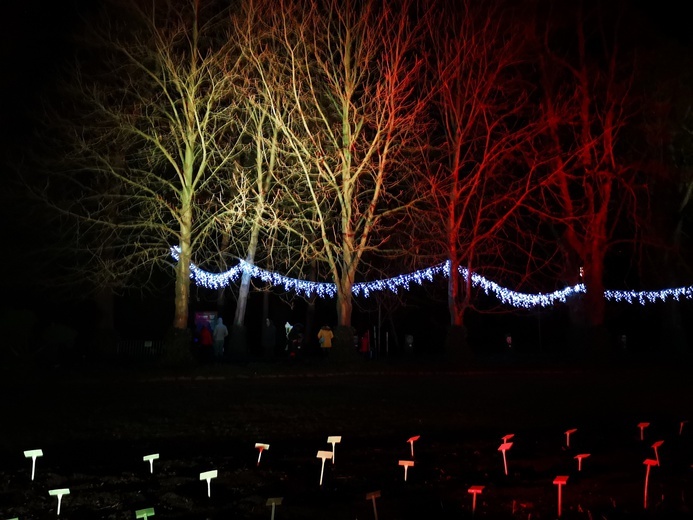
1,358,692,519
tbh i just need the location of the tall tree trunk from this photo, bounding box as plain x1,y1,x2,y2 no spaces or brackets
174,209,192,330
234,222,260,327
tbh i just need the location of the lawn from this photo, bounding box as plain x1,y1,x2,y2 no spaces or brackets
1,357,691,519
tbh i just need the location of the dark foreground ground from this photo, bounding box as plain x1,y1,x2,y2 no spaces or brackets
1,357,692,519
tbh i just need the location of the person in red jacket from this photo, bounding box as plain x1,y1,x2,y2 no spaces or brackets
199,324,213,361
359,329,370,358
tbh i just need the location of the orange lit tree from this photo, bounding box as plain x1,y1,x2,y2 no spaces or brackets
245,0,431,341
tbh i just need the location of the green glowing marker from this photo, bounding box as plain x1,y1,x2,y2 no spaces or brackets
135,507,155,520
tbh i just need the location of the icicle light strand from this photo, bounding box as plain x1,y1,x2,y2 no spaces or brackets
171,247,693,308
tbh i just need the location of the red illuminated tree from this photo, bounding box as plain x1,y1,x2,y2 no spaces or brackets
416,1,545,339
533,2,646,333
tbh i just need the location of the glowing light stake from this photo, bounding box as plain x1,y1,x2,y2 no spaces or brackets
467,485,484,516
553,476,568,518
574,453,590,472
327,436,341,464
199,470,217,498
48,488,70,516
266,497,282,520
316,450,333,486
407,435,420,458
135,507,155,520
564,428,577,448
680,420,688,436
638,422,650,441
24,449,43,481
255,443,270,466
643,459,659,509
498,442,513,476
365,490,381,520
143,454,159,474
651,440,664,465
398,460,414,481
501,433,515,443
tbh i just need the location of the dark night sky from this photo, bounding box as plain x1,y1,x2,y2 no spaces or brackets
1,0,690,149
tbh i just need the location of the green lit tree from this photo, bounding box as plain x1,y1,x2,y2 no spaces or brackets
29,0,247,349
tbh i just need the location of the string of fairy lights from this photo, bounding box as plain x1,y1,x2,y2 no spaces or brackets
170,246,693,309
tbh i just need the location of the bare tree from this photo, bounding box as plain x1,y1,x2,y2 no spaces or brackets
533,1,645,332
416,0,546,341
30,0,248,343
244,0,431,341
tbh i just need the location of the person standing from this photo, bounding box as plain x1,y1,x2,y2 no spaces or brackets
199,323,213,361
317,324,334,357
359,329,370,358
212,317,228,361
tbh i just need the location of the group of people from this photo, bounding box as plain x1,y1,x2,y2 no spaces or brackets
196,316,379,361
282,321,334,359
196,317,228,361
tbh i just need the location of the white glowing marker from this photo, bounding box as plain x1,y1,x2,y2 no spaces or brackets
49,488,70,515
398,460,414,481
316,450,332,486
327,436,341,464
143,454,159,474
255,443,270,466
199,470,217,497
266,497,282,520
24,449,43,481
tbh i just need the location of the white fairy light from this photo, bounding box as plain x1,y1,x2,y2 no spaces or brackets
170,246,693,308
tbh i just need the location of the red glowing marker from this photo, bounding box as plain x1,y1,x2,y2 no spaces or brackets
468,485,484,516
553,475,569,517
574,453,590,472
407,435,420,457
498,442,513,476
643,459,658,509
564,428,577,448
638,422,650,441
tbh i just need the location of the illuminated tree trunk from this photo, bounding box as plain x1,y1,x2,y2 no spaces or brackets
234,224,259,326
336,277,354,327
174,199,192,330
245,0,428,345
